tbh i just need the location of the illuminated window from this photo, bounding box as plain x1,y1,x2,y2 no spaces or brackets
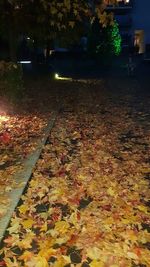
105,0,130,4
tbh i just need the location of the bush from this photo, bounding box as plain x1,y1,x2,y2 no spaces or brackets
0,61,24,102
97,21,121,57
88,19,121,65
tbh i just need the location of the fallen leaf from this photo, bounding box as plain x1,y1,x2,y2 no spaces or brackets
18,204,29,214
87,247,101,260
90,260,104,267
54,220,70,234
21,219,34,229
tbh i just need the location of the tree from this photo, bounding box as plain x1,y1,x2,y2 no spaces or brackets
88,18,121,64
0,0,118,62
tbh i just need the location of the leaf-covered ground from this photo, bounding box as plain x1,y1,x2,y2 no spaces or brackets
0,77,60,220
0,113,49,218
0,77,150,266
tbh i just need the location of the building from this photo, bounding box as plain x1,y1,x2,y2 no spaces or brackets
131,0,150,53
106,0,150,54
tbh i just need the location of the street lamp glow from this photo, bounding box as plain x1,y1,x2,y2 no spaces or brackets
55,73,59,79
54,73,72,81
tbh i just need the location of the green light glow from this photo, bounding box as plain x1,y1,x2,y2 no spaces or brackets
110,21,121,56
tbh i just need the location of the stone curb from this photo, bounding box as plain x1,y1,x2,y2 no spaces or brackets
0,110,58,243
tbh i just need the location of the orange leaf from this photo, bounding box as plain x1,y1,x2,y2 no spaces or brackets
0,132,11,144
19,251,33,261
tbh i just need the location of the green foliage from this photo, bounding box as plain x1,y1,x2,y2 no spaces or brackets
0,61,24,102
108,20,122,56
88,19,121,64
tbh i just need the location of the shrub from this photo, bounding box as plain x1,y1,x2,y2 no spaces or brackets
96,21,121,58
0,61,24,102
88,19,121,64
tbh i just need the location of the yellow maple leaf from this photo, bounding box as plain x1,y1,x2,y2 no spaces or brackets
54,220,70,234
18,232,35,249
141,167,150,173
7,218,21,234
127,252,139,260
21,219,34,229
40,212,48,220
137,205,148,213
77,174,86,181
55,236,70,245
29,179,38,187
53,256,70,267
40,222,47,232
121,218,130,224
69,21,75,28
104,217,114,225
107,187,115,196
69,210,79,227
18,204,29,214
38,248,56,260
137,229,150,244
38,237,55,251
25,256,49,267
87,247,101,260
90,260,104,267
126,230,138,242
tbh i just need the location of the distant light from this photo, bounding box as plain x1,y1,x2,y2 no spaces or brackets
54,73,72,81
49,50,55,55
55,73,59,79
27,37,31,40
18,61,31,64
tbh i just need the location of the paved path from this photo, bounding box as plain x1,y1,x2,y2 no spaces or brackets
0,78,150,267
0,111,58,243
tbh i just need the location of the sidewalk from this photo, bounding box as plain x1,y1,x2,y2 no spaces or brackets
0,79,149,266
